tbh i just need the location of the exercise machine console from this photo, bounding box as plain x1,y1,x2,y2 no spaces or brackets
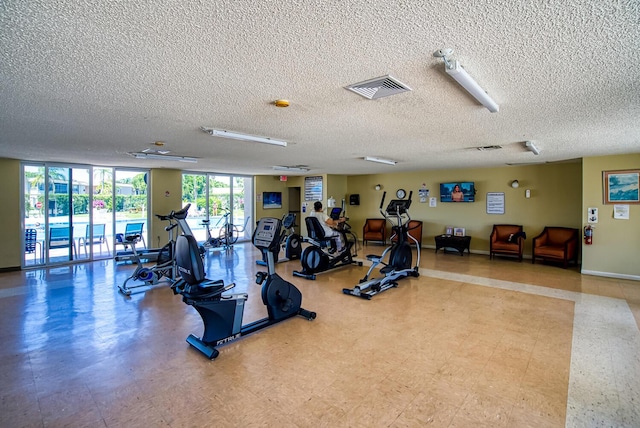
172,217,316,359
256,212,302,266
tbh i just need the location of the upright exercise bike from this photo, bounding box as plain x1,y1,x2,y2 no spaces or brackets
256,212,302,266
172,217,316,359
343,191,420,299
293,207,362,280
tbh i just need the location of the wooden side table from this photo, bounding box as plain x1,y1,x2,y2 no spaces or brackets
434,235,471,256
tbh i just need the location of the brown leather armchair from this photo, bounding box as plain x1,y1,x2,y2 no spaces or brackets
391,220,423,247
363,218,386,245
490,224,525,262
532,227,579,268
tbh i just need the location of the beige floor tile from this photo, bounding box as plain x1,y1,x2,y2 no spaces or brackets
0,243,638,427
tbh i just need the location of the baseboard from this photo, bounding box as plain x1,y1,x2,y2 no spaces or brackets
581,269,640,281
0,266,21,273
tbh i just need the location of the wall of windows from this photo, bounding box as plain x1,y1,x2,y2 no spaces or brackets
22,163,149,267
182,173,253,244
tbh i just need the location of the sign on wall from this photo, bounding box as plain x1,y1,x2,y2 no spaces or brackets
486,192,505,214
304,176,323,201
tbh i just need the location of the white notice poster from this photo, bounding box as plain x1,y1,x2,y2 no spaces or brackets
486,192,505,214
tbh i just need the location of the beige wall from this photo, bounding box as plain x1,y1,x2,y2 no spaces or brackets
254,175,291,222
582,154,640,278
255,174,351,237
149,169,183,248
326,175,349,211
4,156,638,280
0,158,21,269
346,162,583,256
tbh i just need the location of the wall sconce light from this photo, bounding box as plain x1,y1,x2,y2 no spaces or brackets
511,180,519,188
375,184,382,191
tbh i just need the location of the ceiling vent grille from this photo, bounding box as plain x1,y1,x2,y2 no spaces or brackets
345,75,412,99
476,145,502,151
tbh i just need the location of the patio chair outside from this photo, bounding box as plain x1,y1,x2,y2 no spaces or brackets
116,222,146,249
49,226,76,258
25,228,42,263
80,224,110,256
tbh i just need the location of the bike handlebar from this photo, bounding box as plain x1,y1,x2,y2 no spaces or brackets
155,203,191,220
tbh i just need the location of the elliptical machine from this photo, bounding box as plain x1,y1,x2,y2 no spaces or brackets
172,217,316,360
343,191,420,299
256,212,302,266
293,207,362,280
118,204,195,296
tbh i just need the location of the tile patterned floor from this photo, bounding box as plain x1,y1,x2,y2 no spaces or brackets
1,243,639,427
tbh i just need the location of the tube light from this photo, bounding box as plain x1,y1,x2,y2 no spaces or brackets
272,165,310,172
364,156,397,165
525,141,540,155
128,153,198,163
445,60,499,113
201,128,287,147
433,49,499,113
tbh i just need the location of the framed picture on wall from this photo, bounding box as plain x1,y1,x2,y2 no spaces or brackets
603,169,640,204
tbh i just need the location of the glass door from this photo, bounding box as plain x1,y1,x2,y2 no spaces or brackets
114,169,149,251
232,176,252,241
182,173,208,243
89,167,114,260
45,166,76,264
23,164,46,267
182,173,254,246
70,167,91,261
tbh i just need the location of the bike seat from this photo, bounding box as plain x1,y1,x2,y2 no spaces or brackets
124,234,140,243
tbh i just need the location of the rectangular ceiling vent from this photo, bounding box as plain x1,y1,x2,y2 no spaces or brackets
345,75,412,99
476,145,503,151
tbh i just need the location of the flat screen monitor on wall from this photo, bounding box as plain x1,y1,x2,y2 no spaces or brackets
263,191,282,209
440,182,475,202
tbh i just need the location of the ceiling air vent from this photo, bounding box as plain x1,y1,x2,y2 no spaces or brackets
345,75,412,100
476,145,502,151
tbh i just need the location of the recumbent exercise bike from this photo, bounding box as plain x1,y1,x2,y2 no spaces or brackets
293,207,362,280
342,191,420,299
172,217,316,359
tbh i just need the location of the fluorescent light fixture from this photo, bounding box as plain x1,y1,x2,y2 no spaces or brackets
364,156,397,166
525,141,540,155
272,165,310,172
201,127,287,147
433,49,499,113
128,152,198,163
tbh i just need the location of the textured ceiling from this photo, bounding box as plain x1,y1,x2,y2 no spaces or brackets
1,0,639,175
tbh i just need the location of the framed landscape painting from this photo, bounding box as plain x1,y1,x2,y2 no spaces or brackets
603,169,640,204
